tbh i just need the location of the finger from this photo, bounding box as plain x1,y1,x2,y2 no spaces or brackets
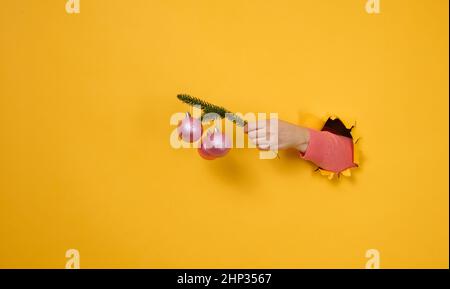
245,120,268,132
249,138,275,151
248,129,267,139
257,143,271,150
248,137,269,147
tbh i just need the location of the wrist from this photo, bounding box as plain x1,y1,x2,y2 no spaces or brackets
294,127,310,153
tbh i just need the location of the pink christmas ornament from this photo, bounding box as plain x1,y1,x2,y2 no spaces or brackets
201,128,231,158
198,143,216,160
177,112,203,143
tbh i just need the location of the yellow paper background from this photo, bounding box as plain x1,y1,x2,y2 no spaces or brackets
0,0,448,268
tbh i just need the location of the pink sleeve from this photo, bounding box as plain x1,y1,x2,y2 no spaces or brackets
300,128,356,173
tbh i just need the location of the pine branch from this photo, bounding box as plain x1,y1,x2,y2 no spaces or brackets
177,94,246,127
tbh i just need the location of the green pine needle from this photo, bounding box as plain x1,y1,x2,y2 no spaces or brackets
177,94,246,127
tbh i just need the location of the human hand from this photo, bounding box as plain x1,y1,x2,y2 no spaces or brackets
244,119,310,153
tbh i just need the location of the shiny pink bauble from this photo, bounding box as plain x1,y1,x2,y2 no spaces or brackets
177,113,203,143
201,129,231,158
198,143,216,160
